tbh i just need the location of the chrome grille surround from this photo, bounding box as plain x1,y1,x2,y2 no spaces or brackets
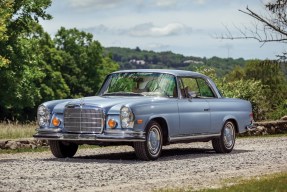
64,105,104,133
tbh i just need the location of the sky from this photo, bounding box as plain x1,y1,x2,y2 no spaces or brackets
40,0,286,60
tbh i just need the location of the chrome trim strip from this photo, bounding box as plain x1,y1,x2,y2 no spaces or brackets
169,133,220,142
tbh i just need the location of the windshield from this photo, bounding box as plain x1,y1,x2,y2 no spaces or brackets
100,72,178,98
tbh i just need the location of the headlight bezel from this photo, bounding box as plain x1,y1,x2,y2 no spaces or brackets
120,106,134,128
37,105,50,128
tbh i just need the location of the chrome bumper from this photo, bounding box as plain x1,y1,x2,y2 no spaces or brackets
33,129,145,142
246,123,257,131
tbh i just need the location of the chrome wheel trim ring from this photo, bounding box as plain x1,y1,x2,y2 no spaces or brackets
223,122,235,149
147,126,161,155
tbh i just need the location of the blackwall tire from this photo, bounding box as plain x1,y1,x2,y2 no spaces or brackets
134,121,163,161
49,140,78,158
212,121,236,153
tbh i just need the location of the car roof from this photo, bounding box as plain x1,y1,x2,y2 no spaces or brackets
112,69,205,77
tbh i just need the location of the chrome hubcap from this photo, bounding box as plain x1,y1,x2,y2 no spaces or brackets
147,126,161,155
223,122,235,149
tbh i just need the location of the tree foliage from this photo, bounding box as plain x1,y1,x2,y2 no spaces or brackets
0,0,13,66
0,1,118,121
0,0,52,120
222,60,287,120
54,27,118,98
105,47,246,77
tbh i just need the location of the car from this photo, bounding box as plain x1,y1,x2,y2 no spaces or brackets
34,69,254,160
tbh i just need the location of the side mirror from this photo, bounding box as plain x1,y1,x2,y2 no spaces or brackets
188,91,198,99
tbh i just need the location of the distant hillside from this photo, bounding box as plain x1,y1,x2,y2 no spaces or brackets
105,47,246,77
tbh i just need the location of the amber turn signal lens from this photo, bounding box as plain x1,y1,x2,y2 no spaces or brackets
137,119,143,124
108,119,117,128
52,117,61,127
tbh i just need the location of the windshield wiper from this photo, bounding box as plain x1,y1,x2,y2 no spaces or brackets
102,92,144,96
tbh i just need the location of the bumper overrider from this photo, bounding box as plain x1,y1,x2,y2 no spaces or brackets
33,129,146,142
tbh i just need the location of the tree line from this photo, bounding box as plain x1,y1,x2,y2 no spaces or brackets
105,47,246,77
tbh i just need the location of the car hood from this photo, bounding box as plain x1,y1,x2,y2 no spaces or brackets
52,96,168,114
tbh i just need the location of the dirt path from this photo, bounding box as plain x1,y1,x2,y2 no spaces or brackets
0,137,286,192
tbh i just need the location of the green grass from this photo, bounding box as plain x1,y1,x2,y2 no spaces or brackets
200,172,287,192
0,122,36,139
156,172,287,192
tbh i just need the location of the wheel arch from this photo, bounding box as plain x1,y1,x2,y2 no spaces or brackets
148,117,169,145
224,118,239,133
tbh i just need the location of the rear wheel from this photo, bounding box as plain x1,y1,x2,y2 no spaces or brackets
212,121,236,153
49,140,78,158
134,121,163,160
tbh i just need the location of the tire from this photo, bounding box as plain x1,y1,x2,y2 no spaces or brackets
49,140,78,158
212,121,236,153
134,121,163,161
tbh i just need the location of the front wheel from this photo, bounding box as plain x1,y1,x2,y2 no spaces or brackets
49,141,78,158
134,121,163,161
212,121,236,153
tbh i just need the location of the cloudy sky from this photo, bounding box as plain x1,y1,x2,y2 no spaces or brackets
40,0,286,59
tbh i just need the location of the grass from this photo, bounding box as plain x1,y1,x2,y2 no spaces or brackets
156,172,287,192
199,172,287,192
0,122,36,139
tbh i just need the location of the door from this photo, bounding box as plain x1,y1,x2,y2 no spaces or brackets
177,77,213,135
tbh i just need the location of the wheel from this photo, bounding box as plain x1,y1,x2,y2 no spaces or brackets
212,121,236,153
49,140,78,158
134,121,163,161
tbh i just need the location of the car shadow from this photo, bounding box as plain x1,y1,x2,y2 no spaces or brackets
0,158,20,163
43,147,253,164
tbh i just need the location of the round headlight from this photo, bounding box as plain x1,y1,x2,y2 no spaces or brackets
37,105,50,127
120,106,134,128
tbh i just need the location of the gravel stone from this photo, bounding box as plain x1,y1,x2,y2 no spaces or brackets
0,137,286,191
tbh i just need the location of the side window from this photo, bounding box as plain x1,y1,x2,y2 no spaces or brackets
197,78,215,98
179,77,215,98
179,77,200,98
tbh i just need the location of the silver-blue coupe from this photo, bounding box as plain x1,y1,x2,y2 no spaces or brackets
34,69,254,160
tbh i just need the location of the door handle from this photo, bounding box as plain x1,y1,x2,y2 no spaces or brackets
204,108,210,111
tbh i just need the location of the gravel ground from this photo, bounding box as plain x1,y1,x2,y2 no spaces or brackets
0,137,286,192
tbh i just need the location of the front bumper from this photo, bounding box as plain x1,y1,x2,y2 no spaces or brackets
33,129,145,142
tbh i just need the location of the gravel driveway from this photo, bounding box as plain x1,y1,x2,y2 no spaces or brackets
0,137,286,192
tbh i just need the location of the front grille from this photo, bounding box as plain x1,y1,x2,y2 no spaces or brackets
64,107,104,133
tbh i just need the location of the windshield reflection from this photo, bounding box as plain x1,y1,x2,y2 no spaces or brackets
102,72,177,98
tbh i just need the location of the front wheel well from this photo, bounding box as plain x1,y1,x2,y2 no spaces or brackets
149,117,169,145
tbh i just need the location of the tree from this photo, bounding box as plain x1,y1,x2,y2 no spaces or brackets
244,60,287,107
0,0,13,66
54,27,119,98
220,0,287,58
32,26,70,101
224,59,287,120
221,1,287,43
0,0,52,120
